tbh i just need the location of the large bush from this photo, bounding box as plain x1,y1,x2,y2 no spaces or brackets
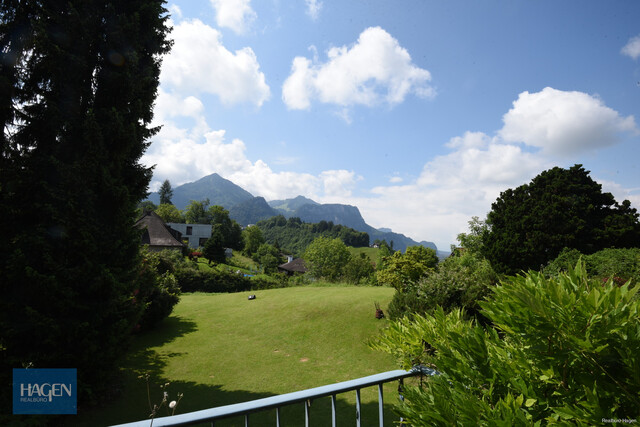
136,249,182,331
388,253,497,321
371,262,640,425
545,247,640,285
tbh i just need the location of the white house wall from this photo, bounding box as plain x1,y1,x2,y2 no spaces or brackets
167,223,212,249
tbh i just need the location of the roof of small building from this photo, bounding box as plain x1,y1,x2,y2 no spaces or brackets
135,211,185,248
278,257,307,273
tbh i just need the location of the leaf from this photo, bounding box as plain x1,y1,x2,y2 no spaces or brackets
525,398,536,407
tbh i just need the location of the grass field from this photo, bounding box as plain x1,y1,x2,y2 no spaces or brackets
73,286,399,426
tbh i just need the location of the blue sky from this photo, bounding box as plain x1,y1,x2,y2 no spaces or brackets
143,0,640,251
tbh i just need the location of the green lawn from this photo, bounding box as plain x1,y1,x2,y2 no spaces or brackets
73,286,398,426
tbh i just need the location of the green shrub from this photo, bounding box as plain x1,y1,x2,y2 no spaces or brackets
342,253,376,285
174,267,252,293
388,254,497,321
545,247,640,286
136,249,182,331
371,262,640,425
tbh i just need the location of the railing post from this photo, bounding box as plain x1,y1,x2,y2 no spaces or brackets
378,383,384,427
276,407,281,427
331,394,337,427
304,399,310,427
244,413,248,427
355,388,361,427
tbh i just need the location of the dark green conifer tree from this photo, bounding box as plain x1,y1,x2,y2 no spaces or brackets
0,0,171,407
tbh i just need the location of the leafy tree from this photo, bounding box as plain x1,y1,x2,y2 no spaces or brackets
184,199,211,224
0,0,171,407
209,204,243,250
303,237,351,281
203,228,226,265
158,179,173,205
483,164,640,275
342,253,375,285
243,225,265,257
377,246,438,291
255,243,282,273
452,216,488,256
371,262,640,425
156,203,184,223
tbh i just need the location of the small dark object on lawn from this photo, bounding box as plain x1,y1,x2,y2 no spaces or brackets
248,295,256,300
374,302,384,319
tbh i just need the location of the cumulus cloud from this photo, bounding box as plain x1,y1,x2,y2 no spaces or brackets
499,87,637,156
210,0,256,34
145,92,359,201
319,131,549,250
282,26,434,111
305,0,323,20
160,19,270,106
621,35,640,60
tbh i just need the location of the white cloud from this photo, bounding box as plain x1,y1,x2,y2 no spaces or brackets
210,0,256,34
320,132,549,250
621,35,640,60
499,87,637,156
160,19,270,106
282,26,435,111
168,4,182,19
305,0,323,20
145,93,359,202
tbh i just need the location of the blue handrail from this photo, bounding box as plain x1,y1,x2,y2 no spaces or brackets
111,366,434,427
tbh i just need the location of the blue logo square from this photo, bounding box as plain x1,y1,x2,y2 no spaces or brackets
13,369,77,414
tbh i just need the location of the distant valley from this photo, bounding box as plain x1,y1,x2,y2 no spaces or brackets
147,173,443,254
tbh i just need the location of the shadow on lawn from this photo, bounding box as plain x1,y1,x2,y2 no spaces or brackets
67,315,405,426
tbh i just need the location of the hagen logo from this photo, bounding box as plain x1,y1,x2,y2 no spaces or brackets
13,368,77,414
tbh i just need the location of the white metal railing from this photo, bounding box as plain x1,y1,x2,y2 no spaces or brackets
111,366,435,427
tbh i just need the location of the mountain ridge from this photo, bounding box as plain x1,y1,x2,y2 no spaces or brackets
146,173,440,253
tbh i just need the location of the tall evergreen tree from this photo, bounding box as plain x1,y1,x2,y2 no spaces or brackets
482,165,640,275
159,178,173,205
0,0,171,407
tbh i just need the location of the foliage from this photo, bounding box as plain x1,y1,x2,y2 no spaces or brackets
342,253,376,285
242,225,265,257
0,0,171,407
174,267,253,293
387,253,498,321
203,228,227,265
376,246,438,291
371,262,640,425
545,247,640,285
158,179,174,205
156,203,184,223
452,216,487,256
254,243,283,274
136,249,181,331
184,199,211,224
482,164,640,275
258,215,369,255
303,236,352,281
209,205,243,250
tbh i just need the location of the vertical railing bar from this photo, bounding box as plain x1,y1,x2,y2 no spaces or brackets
378,383,384,427
331,394,337,427
304,400,310,427
244,413,249,427
355,388,361,427
276,406,281,427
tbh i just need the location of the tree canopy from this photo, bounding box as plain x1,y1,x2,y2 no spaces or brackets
303,236,351,281
482,164,640,275
0,0,171,407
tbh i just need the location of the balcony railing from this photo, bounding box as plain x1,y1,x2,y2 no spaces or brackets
112,366,435,427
